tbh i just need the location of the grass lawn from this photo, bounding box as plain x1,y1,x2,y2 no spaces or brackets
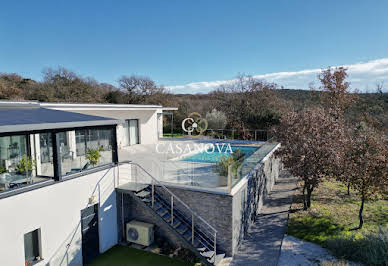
86,245,193,266
288,179,388,244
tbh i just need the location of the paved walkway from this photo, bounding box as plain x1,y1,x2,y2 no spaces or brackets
229,171,297,266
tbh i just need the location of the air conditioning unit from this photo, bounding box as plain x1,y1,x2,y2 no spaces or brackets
126,220,154,246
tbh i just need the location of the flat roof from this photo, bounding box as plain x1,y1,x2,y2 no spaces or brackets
41,102,161,110
40,102,178,111
0,107,120,134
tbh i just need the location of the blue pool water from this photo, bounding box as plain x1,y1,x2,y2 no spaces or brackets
182,145,259,163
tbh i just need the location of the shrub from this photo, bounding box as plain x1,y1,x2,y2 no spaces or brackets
325,226,388,266
214,148,245,177
16,155,36,174
86,147,104,166
205,109,227,130
0,166,6,174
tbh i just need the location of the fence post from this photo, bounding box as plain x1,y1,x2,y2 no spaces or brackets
171,195,174,225
151,180,155,208
227,164,232,194
192,214,194,245
214,232,217,262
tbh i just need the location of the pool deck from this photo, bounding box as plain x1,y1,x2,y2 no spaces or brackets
118,138,277,191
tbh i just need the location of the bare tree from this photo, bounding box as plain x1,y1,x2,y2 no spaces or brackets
118,75,165,104
376,81,384,95
211,75,288,135
42,67,106,103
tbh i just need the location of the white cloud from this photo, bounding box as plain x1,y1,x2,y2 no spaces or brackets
167,58,388,93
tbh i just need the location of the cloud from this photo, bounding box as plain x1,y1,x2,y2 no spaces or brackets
167,58,388,93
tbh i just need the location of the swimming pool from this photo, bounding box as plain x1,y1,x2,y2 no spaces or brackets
182,145,259,163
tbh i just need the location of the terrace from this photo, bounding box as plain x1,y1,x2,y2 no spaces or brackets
118,137,279,193
115,137,282,259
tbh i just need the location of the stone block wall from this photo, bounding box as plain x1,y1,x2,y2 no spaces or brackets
231,150,282,254
116,192,195,252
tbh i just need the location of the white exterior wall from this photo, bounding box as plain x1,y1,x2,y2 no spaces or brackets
67,110,159,148
0,167,118,266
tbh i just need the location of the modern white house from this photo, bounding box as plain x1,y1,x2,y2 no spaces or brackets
0,100,282,266
40,102,177,148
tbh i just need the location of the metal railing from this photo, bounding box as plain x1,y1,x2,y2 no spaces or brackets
117,160,218,260
204,128,271,141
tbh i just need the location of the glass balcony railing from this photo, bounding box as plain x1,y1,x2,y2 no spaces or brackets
126,142,279,193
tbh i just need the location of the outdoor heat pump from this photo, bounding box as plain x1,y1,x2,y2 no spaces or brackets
126,220,154,246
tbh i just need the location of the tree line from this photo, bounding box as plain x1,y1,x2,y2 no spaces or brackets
275,67,388,229
2,66,387,135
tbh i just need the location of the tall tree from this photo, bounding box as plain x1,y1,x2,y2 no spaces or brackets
344,123,388,229
274,107,346,209
212,75,288,136
42,67,106,103
118,75,165,104
318,67,358,119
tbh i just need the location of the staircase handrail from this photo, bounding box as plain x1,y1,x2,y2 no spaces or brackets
117,160,218,234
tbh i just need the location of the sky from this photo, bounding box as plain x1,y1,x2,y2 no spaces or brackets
1,0,388,93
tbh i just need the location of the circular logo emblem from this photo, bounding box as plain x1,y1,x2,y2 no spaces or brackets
182,112,208,137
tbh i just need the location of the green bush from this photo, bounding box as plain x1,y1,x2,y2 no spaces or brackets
16,155,36,174
326,226,388,266
0,165,6,174
86,147,104,166
214,148,245,177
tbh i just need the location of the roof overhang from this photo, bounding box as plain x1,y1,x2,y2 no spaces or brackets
0,107,120,134
41,102,165,111
159,107,178,111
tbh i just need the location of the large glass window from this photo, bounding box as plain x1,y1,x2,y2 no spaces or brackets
61,128,114,176
0,135,28,174
35,133,54,177
0,133,53,192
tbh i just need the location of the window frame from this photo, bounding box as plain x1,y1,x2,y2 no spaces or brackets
126,119,140,145
58,126,116,178
0,124,118,198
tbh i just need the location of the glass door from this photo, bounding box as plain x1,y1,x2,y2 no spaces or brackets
129,119,139,145
122,121,130,147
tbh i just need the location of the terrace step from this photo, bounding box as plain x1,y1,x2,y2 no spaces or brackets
171,219,182,228
156,207,169,217
135,190,150,198
197,246,206,252
182,230,192,241
151,201,162,211
142,196,152,203
162,213,172,222
176,224,189,235
201,251,214,258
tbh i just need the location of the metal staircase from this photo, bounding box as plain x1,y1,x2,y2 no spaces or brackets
118,161,225,265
